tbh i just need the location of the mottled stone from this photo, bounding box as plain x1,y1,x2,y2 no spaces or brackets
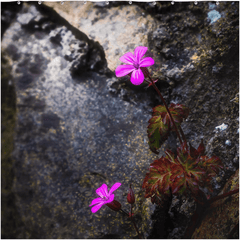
1,1,239,239
43,1,158,71
192,169,239,239
2,3,155,239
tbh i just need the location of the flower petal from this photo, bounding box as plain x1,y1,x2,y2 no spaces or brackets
109,182,121,196
130,69,144,85
96,184,109,198
105,194,115,204
140,57,154,67
91,202,104,213
89,197,104,207
119,52,135,65
134,46,148,64
115,64,135,77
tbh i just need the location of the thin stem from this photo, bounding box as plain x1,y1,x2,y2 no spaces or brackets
207,189,239,205
130,205,142,239
120,208,142,239
120,209,129,217
131,214,142,239
148,75,183,146
130,204,132,218
185,189,239,238
183,201,205,238
179,126,187,144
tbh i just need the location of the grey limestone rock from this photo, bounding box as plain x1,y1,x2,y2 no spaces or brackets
2,1,239,239
2,3,155,239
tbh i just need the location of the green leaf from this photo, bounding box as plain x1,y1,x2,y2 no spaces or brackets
152,103,190,130
147,116,170,154
147,104,190,154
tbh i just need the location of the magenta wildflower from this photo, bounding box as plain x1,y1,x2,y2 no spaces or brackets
89,182,121,213
115,46,154,85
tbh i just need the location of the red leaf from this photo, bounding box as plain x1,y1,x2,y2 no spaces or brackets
197,139,205,156
152,103,190,130
143,143,223,205
189,143,199,158
148,104,190,154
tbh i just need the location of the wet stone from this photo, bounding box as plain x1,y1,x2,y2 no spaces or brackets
2,3,155,239
1,1,239,239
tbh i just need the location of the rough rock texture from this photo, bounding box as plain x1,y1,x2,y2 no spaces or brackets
142,2,239,238
192,169,239,239
2,3,156,239
1,52,24,239
1,2,23,38
1,1,239,239
43,1,158,71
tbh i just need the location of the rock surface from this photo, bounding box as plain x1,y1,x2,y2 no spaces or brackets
44,1,158,71
2,3,155,239
1,1,239,239
192,169,239,239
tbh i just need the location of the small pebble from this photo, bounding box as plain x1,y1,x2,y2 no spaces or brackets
216,177,221,182
225,140,231,146
215,123,228,132
208,10,221,24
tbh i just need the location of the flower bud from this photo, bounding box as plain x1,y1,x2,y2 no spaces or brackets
140,67,151,78
106,200,121,211
127,184,135,204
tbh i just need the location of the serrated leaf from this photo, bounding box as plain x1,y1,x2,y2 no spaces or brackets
143,142,223,205
149,158,173,194
197,139,205,156
165,149,177,163
142,157,174,198
171,176,187,194
189,143,199,158
147,116,170,154
199,155,223,175
170,165,186,194
147,104,190,154
152,103,190,130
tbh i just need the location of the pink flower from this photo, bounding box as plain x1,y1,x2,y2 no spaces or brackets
89,182,121,213
115,46,154,85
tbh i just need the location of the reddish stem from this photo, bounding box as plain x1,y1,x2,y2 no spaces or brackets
179,125,188,150
184,189,239,238
148,75,183,146
120,208,142,239
207,189,239,205
183,201,205,238
131,216,142,239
